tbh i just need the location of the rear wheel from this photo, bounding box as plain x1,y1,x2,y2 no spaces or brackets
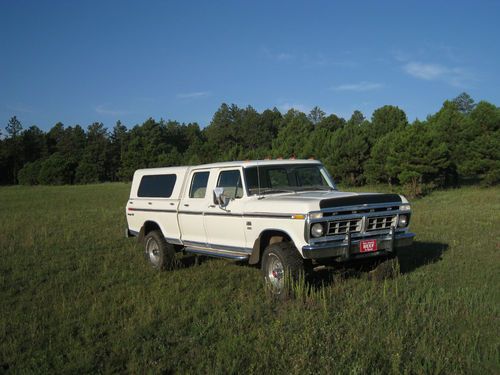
144,230,175,270
261,242,305,295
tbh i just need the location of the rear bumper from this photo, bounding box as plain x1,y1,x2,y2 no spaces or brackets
302,229,415,260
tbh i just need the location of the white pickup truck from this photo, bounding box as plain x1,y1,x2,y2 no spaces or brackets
126,159,415,293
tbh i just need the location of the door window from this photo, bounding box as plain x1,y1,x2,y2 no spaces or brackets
217,170,243,199
189,171,210,198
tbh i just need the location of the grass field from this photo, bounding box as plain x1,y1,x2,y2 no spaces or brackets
0,184,499,374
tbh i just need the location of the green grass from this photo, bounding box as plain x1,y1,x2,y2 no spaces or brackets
1,184,499,374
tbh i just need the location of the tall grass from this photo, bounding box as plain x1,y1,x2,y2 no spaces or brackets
0,184,499,374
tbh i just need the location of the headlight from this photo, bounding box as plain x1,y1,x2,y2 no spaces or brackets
399,204,411,211
311,223,324,237
398,215,409,227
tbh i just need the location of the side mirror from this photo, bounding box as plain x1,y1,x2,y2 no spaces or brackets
213,187,229,207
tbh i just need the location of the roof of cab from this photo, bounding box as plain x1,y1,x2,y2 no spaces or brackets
134,159,322,174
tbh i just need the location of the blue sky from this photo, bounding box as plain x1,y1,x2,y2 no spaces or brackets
1,0,499,131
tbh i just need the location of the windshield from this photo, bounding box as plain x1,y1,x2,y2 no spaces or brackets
244,164,336,196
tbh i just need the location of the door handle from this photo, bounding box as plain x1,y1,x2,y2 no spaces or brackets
208,204,215,208
183,204,189,207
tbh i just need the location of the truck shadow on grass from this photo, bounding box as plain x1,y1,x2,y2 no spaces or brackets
173,253,220,269
396,241,449,274
309,240,449,286
173,241,449,289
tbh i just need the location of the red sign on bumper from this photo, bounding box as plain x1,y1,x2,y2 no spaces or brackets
360,239,378,253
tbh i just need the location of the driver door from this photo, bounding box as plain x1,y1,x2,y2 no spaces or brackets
203,168,248,251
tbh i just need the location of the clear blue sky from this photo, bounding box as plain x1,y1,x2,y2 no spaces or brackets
1,0,499,131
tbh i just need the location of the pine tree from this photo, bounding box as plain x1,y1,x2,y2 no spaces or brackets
4,116,24,183
452,92,476,114
5,116,22,138
308,106,326,125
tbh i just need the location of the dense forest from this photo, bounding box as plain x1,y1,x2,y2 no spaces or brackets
1,93,498,196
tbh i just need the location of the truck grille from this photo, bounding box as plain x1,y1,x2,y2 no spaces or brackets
366,215,397,231
327,219,362,235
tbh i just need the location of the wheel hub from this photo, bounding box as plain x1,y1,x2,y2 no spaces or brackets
267,254,284,290
146,238,160,265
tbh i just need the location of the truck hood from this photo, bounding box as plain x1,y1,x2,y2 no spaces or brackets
243,191,404,215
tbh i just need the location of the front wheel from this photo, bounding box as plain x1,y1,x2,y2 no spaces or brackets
261,242,305,295
144,230,175,270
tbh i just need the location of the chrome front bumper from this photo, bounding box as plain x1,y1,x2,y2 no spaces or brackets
302,229,415,260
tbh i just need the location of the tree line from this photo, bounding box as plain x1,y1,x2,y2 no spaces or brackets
0,92,498,196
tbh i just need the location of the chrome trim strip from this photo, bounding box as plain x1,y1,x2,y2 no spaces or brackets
244,212,296,219
128,208,177,213
178,211,301,219
204,212,298,219
211,243,253,254
178,211,204,215
182,240,252,255
165,237,183,245
129,201,305,219
184,247,249,260
204,212,242,217
182,240,206,247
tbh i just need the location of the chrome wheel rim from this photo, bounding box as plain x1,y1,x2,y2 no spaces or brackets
146,237,160,266
267,253,284,291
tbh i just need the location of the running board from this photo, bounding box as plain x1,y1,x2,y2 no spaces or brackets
184,246,249,261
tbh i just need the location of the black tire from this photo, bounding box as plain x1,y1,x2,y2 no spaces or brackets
143,230,176,270
261,242,305,295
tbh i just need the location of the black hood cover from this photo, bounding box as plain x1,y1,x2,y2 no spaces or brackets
320,194,402,209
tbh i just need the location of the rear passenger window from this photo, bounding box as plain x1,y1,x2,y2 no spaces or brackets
138,174,177,198
189,171,210,198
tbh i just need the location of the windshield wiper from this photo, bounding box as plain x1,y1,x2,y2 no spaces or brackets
256,188,296,195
